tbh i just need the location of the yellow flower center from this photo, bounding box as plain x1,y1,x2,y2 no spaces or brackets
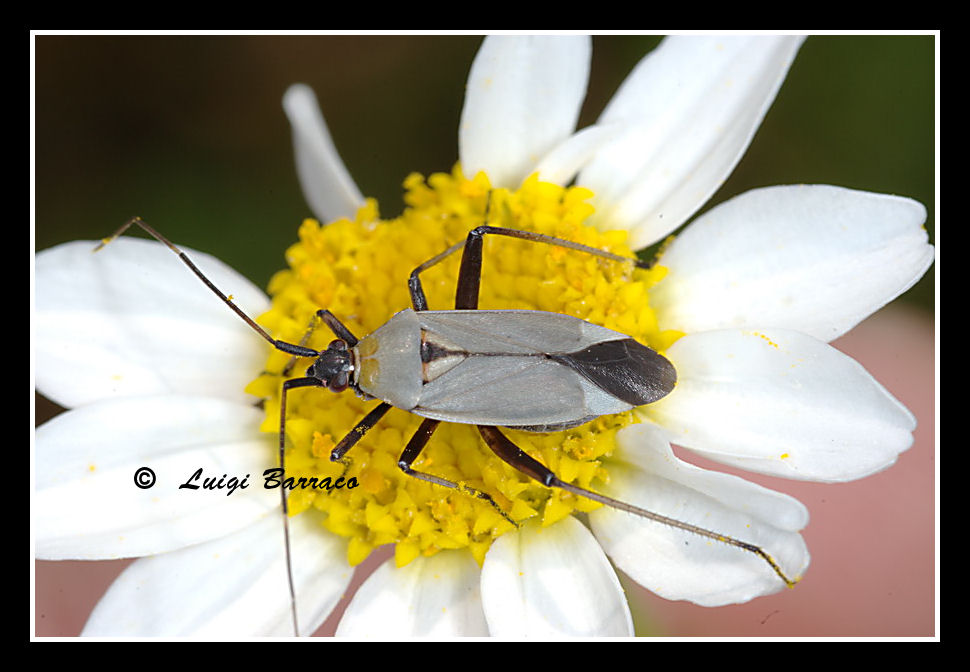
245,166,677,568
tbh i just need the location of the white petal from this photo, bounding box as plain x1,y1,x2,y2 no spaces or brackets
651,185,934,342
589,424,809,606
580,35,804,248
479,516,633,637
35,239,270,408
36,395,278,559
336,552,489,637
647,329,916,481
283,83,365,223
459,36,591,188
533,122,624,186
83,513,350,636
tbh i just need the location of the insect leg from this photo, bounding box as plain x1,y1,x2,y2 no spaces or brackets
455,226,654,310
278,376,326,636
477,426,796,588
329,401,393,465
95,217,320,360
398,419,517,527
408,225,644,311
281,309,360,377
97,218,328,634
407,239,466,311
316,309,359,346
406,191,497,311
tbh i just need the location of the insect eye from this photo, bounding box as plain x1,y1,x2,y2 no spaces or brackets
328,372,349,393
328,339,347,351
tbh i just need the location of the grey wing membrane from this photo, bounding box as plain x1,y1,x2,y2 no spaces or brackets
413,310,641,428
414,355,628,427
416,310,627,354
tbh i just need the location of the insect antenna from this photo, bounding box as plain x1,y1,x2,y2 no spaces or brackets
96,218,318,360
96,217,314,635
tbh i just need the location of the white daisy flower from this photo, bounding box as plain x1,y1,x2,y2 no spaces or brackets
35,35,934,637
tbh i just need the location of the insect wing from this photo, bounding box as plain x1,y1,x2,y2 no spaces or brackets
412,310,659,427
414,352,630,427
416,309,627,354
551,337,676,406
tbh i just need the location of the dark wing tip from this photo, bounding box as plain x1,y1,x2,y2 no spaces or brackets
553,338,676,407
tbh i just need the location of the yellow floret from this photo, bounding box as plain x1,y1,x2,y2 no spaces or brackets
250,165,669,568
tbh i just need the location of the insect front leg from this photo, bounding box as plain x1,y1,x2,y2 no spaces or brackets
97,218,352,635
329,401,393,465
278,376,326,635
281,309,360,377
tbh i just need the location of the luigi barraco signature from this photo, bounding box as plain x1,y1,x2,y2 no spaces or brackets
179,468,359,496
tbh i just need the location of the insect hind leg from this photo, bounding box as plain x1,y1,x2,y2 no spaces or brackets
476,425,796,588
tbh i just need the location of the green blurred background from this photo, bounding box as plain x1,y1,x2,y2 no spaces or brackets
34,35,935,306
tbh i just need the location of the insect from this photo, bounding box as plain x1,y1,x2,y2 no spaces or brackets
96,217,797,635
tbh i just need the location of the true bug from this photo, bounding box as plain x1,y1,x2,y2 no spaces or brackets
96,217,797,635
